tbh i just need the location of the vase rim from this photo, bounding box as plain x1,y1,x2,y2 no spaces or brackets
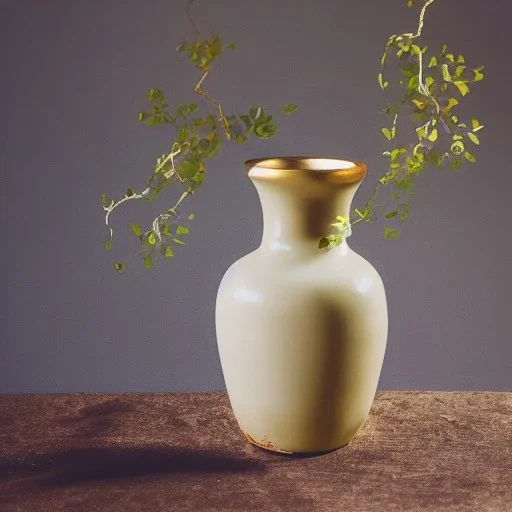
245,156,367,184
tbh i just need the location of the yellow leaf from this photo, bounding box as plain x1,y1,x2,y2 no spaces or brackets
427,128,438,142
472,119,484,132
467,132,480,145
454,81,470,96
412,99,428,110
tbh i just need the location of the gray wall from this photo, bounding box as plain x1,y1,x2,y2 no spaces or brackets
2,0,511,393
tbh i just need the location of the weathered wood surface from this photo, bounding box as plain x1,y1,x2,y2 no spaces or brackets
0,391,510,511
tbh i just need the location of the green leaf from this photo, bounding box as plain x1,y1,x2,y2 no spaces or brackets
416,125,427,140
444,97,459,112
164,246,174,258
455,65,466,78
442,64,452,82
130,223,142,237
427,128,438,142
428,56,437,68
450,158,462,170
384,227,400,240
255,123,277,139
197,138,210,152
176,225,189,235
173,238,186,245
162,223,171,236
464,152,476,163
177,126,189,143
451,141,465,155
423,76,435,94
178,104,196,118
390,148,406,160
399,204,410,221
239,115,252,128
396,177,412,190
412,98,427,110
147,88,165,104
454,81,470,96
473,66,484,82
102,193,110,207
148,232,157,245
125,187,135,198
378,73,387,90
178,159,200,178
282,104,298,115
105,240,112,251
188,213,195,220
114,262,126,273
227,42,237,50
190,171,205,189
139,110,165,126
467,132,480,145
472,119,484,132
381,127,392,141
143,254,153,270
385,211,398,219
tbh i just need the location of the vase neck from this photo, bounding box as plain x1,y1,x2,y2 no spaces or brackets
247,158,366,255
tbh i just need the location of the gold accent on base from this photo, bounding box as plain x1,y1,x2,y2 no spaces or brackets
242,431,295,454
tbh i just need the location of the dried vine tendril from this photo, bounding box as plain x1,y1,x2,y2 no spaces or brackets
320,0,485,249
103,0,297,272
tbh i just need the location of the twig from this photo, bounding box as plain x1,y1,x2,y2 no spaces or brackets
185,0,201,38
194,71,231,139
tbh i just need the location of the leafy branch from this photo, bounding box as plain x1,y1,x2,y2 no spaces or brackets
103,0,297,271
321,0,485,248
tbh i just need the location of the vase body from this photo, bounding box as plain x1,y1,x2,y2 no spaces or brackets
215,157,388,454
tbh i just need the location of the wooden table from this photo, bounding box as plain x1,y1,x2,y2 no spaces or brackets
0,391,510,511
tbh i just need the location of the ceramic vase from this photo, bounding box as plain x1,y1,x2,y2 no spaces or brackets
216,157,388,454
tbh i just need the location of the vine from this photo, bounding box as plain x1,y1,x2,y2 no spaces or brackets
103,0,485,265
320,0,485,248
103,0,297,272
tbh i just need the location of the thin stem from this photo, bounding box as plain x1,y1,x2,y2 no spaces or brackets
156,143,182,175
194,71,231,139
410,0,437,96
185,0,201,38
104,193,144,239
414,0,436,38
169,189,192,216
365,0,438,226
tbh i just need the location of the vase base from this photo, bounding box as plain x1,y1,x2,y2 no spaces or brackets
242,431,346,457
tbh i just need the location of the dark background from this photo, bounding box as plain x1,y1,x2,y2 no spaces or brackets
2,0,511,393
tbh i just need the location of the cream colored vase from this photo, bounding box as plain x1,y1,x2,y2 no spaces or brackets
215,157,388,454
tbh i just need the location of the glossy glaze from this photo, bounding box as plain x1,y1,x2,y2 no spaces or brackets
216,158,388,453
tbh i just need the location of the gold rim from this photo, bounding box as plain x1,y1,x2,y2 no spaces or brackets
245,156,367,184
